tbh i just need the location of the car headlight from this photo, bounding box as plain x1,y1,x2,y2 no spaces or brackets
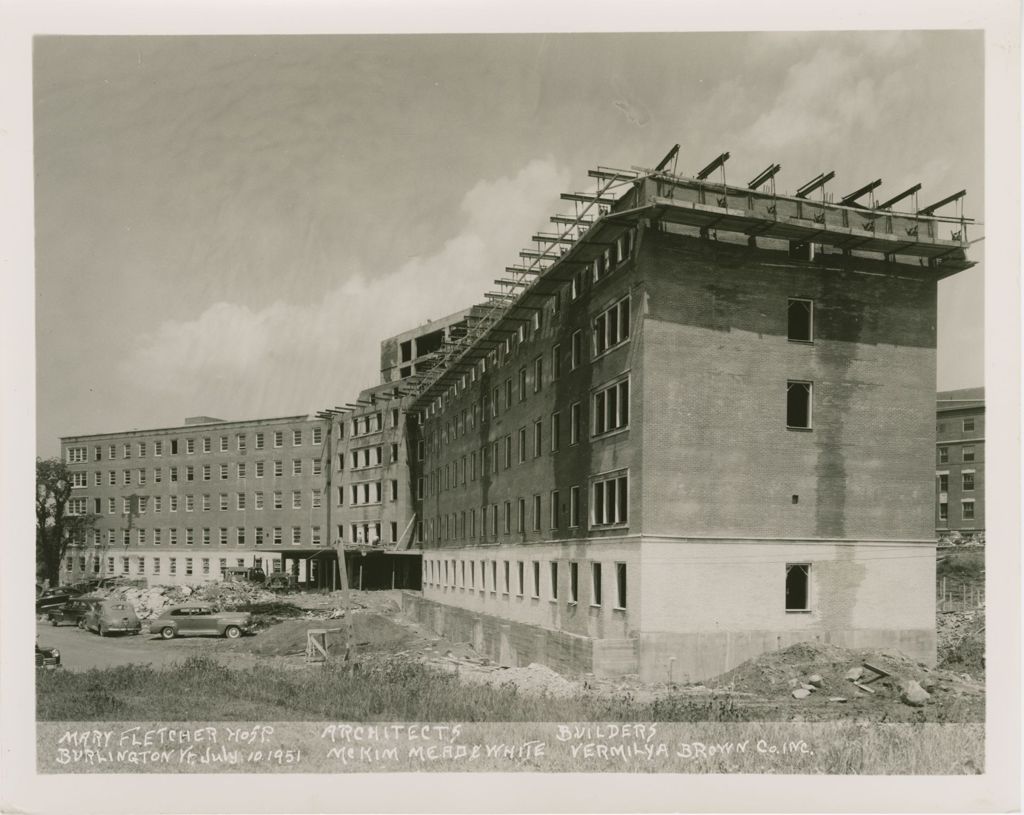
51,649,59,658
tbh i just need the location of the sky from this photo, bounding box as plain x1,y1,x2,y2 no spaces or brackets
33,31,985,456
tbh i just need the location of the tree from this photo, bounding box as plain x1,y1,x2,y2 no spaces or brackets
36,458,97,586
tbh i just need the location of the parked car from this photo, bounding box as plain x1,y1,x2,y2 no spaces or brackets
46,597,101,627
81,599,142,636
35,586,84,612
35,642,61,669
266,572,297,593
149,604,254,640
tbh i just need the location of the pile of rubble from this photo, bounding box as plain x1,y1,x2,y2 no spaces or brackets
94,581,278,620
711,641,983,710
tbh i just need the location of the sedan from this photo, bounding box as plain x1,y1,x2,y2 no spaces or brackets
35,586,84,612
149,605,254,640
47,597,101,627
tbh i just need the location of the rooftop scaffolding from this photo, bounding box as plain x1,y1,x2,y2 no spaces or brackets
407,146,979,410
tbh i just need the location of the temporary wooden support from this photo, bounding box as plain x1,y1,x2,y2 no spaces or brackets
505,266,542,275
531,233,575,244
559,192,617,205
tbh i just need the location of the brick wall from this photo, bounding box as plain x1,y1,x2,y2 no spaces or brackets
639,230,937,542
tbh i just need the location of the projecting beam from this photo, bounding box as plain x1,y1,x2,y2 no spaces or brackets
587,168,640,182
520,249,563,260
550,214,594,225
748,163,781,190
559,192,617,205
494,279,526,287
531,233,575,244
841,179,882,205
795,171,835,198
696,152,730,181
876,183,921,211
919,189,966,216
505,266,542,275
655,144,680,172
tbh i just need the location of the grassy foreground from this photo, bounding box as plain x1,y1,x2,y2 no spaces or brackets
37,655,752,722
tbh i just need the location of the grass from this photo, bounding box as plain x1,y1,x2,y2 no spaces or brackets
37,655,768,723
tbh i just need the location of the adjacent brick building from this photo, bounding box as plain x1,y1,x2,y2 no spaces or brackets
59,415,329,585
935,387,985,534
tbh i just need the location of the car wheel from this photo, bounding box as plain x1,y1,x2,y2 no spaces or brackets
160,627,175,640
223,626,241,639
77,619,84,629
50,618,58,626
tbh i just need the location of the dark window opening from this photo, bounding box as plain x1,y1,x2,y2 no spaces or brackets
786,381,812,429
785,564,810,611
615,562,627,609
787,299,813,342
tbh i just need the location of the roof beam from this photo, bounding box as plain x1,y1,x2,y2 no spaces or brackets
919,189,966,216
795,171,835,198
841,178,882,206
654,143,680,172
748,163,781,190
559,192,617,205
696,151,730,181
877,183,921,211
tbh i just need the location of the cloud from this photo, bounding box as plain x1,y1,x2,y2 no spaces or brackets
119,157,571,418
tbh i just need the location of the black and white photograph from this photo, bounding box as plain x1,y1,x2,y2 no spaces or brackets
1,1,1019,813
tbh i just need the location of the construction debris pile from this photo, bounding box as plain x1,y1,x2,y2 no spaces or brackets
710,641,983,712
937,610,986,676
91,581,279,620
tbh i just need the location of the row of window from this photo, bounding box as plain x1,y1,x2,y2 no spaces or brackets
419,292,633,429
349,408,402,438
937,445,978,464
936,418,978,434
71,525,323,547
66,554,253,578
423,557,628,610
938,499,978,521
936,472,977,493
71,458,324,488
422,472,627,543
68,488,325,516
66,427,322,464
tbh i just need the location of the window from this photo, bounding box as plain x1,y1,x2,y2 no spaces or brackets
786,381,813,429
549,562,558,600
109,471,117,486
219,528,228,545
962,471,975,491
273,528,282,546
938,446,949,464
591,563,602,606
217,436,227,452
517,498,526,533
169,495,178,512
237,528,246,546
504,435,512,469
591,472,628,527
66,446,87,464
185,465,194,482
532,420,543,458
963,418,975,432
312,426,323,445
503,501,511,534
552,344,561,380
186,529,195,546
961,500,975,520
518,367,527,402
503,561,510,594
518,427,527,463
185,494,194,512
237,493,247,510
255,432,264,450
551,412,561,452
571,330,583,370
186,438,195,454
615,563,627,609
123,443,131,459
219,494,228,511
292,459,302,476
202,528,211,546
962,446,975,463
312,489,322,508
504,378,513,410
154,440,163,456
202,464,211,481
68,497,88,515
592,378,630,436
273,491,283,510
273,431,283,448
274,461,283,477
785,564,810,611
201,494,211,511
569,562,579,603
202,437,212,453
569,486,581,528
293,429,302,446
937,473,949,493
570,402,581,444
220,463,229,480
292,491,302,509
169,558,177,576
593,296,631,355
169,529,178,546
202,558,210,575
71,471,87,488
787,298,813,342
533,356,543,392
517,561,524,596
124,469,132,485
550,490,560,529
939,501,949,521
254,491,264,510
255,460,264,478
532,494,542,531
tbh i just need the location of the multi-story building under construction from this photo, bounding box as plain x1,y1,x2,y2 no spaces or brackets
396,146,977,681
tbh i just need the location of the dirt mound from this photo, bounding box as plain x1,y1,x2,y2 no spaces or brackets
710,640,983,708
241,613,414,657
937,610,985,677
